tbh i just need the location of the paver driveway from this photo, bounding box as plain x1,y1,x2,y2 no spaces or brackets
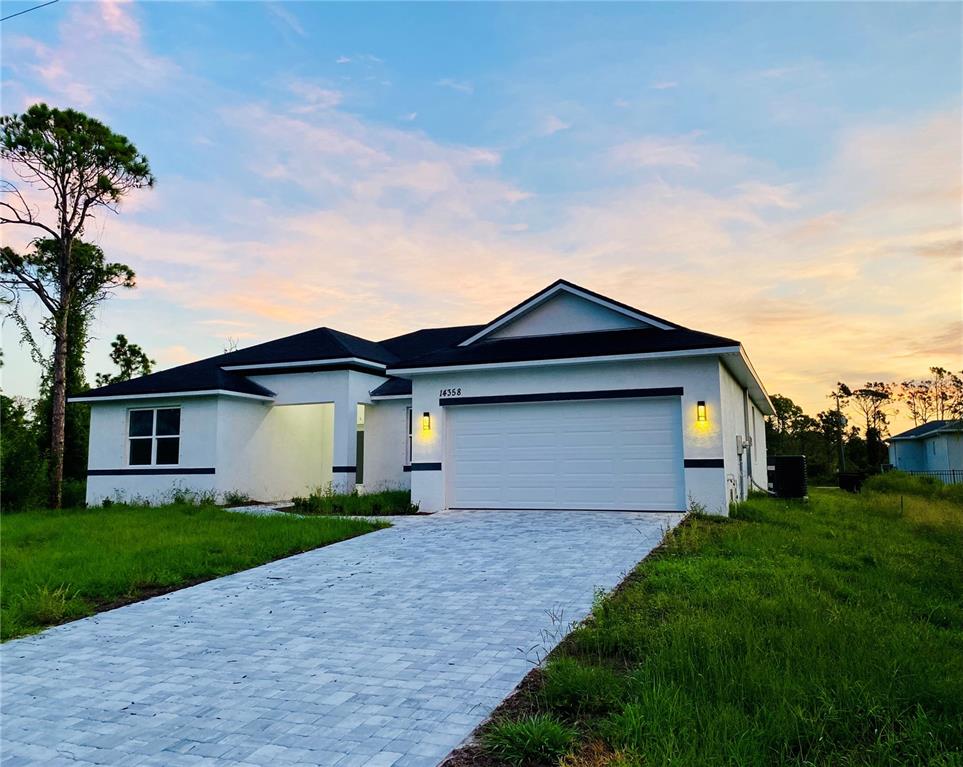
1,510,681,767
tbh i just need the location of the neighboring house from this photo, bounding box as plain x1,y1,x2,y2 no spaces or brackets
888,420,963,481
74,279,773,514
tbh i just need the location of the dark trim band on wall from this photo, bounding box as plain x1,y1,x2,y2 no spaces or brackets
440,387,684,407
409,462,442,471
88,467,216,476
332,465,357,473
684,458,725,468
403,465,411,473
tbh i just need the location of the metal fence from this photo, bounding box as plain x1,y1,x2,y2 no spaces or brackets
901,469,963,485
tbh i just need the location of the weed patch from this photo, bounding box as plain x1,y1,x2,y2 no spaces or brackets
482,715,577,766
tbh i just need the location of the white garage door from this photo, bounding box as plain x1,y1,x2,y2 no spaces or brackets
446,397,685,511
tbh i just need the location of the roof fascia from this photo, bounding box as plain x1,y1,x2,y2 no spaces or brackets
70,389,276,404
389,345,741,376
221,357,386,373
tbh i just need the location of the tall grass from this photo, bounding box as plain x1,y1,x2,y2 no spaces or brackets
290,487,418,515
0,504,383,640
481,489,963,766
863,470,963,504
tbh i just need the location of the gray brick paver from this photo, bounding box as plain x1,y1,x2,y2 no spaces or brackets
1,510,678,767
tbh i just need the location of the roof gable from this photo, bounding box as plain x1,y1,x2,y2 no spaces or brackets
460,279,676,346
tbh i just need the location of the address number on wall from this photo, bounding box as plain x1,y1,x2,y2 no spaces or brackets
439,387,462,397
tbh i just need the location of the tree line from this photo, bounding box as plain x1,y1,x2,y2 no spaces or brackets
766,371,963,484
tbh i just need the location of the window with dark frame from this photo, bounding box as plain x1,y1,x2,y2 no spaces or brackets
128,407,181,466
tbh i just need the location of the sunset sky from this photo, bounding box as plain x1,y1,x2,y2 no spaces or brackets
2,1,960,427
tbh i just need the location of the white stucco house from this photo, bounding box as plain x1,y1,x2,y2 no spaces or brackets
888,420,963,482
74,279,773,514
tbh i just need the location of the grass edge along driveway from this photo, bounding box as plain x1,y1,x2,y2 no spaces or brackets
1,504,385,641
455,483,963,767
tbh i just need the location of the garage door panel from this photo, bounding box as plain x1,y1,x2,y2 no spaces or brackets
446,398,684,511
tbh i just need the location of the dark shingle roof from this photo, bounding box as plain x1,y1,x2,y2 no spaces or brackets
75,282,743,401
889,420,963,441
388,326,738,371
379,325,484,359
370,377,412,397
77,326,402,400
77,326,482,400
220,327,399,368
78,358,277,399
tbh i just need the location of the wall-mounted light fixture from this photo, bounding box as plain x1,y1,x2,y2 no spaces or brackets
422,411,431,431
696,401,707,422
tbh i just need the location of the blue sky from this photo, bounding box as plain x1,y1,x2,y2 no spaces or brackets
2,1,961,419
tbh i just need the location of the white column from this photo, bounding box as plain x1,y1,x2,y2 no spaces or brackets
331,399,358,493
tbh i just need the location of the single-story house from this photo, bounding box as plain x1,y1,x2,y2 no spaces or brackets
888,420,963,481
74,279,773,514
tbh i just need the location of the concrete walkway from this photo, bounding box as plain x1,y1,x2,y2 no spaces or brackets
1,510,680,767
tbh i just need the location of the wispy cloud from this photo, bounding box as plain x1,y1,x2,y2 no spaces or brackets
265,3,306,37
538,115,571,136
2,0,179,110
400,112,418,122
288,80,343,112
650,81,678,90
436,78,474,94
611,132,704,168
336,53,383,65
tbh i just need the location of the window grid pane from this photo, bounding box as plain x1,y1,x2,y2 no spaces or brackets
129,410,154,437
156,408,180,436
129,438,153,465
155,437,180,465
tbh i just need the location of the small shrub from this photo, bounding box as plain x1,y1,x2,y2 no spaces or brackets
165,487,219,506
687,494,708,516
222,490,253,506
540,658,622,716
291,487,418,516
482,714,577,766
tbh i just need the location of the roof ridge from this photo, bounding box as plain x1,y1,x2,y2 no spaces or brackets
321,326,361,357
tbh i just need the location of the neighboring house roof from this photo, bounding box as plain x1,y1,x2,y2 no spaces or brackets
889,420,963,441
388,326,739,371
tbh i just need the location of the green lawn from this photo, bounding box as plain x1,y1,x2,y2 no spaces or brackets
476,485,963,767
0,504,385,641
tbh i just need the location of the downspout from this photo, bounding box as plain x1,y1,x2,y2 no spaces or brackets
743,387,753,499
